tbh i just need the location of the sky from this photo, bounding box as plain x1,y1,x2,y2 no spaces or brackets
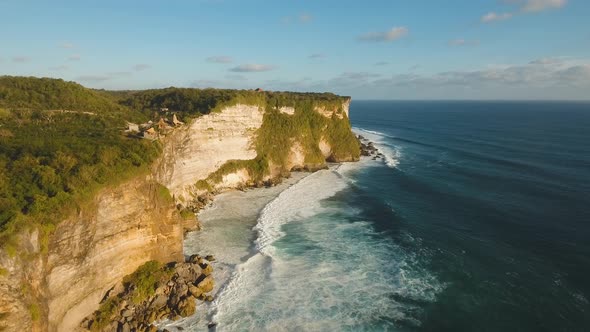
1,0,589,100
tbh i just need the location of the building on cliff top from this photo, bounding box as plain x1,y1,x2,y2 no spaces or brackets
142,127,157,140
172,114,184,126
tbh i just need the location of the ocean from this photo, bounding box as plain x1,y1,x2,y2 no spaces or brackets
179,101,590,332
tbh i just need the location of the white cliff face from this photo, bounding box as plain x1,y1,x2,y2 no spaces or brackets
314,98,350,119
278,106,295,115
155,104,264,201
0,99,353,332
0,179,183,332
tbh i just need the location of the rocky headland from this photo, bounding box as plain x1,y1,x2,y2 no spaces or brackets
0,78,361,332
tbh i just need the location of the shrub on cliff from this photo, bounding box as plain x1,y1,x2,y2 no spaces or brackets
122,261,174,304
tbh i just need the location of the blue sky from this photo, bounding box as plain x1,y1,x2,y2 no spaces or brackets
1,0,589,99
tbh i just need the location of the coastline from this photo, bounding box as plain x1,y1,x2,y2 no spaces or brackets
158,133,382,330
163,172,311,330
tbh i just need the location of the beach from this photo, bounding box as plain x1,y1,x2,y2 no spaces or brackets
163,172,310,330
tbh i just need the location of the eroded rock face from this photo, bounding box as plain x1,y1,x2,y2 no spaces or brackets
0,99,355,332
0,179,183,332
154,100,354,204
154,104,264,202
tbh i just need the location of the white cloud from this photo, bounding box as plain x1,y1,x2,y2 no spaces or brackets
108,72,132,77
229,64,276,72
299,13,313,23
60,42,74,49
358,27,409,42
133,64,151,71
281,13,313,24
68,54,81,61
206,56,233,63
49,65,69,71
77,71,132,82
269,57,590,99
225,74,248,81
522,0,567,12
308,53,325,59
12,56,30,63
448,39,480,46
481,12,513,23
366,58,590,89
374,61,389,66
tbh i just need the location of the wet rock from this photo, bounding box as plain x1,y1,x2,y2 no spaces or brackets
178,298,196,316
151,294,168,309
200,263,213,276
189,284,203,298
121,308,133,318
196,275,214,293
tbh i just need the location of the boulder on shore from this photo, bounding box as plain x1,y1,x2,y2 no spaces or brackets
82,256,214,331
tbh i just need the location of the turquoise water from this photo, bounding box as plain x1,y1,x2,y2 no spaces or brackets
184,101,590,331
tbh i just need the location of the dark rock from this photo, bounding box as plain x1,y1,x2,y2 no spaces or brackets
151,294,168,309
208,322,218,329
204,255,216,262
189,284,203,298
178,298,196,316
188,254,201,264
199,263,213,276
121,308,133,318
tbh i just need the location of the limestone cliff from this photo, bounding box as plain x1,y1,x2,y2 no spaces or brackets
155,98,358,205
154,104,264,202
0,97,357,332
0,179,183,332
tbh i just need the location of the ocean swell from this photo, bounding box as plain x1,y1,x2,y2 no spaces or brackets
209,165,443,331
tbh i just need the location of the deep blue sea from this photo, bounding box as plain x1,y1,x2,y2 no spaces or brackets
347,101,590,331
182,101,590,332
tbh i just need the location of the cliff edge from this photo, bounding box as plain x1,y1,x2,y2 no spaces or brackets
0,79,358,332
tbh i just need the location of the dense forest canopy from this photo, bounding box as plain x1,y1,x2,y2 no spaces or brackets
0,76,352,249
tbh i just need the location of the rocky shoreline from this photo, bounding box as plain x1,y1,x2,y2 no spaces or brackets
81,137,375,332
358,134,385,161
81,255,216,332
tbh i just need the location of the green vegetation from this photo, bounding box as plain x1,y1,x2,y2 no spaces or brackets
207,157,269,183
122,261,173,304
0,75,357,252
194,180,212,192
91,297,120,330
156,183,173,204
0,76,159,249
179,209,195,220
28,303,40,321
0,76,135,119
197,96,359,189
91,261,174,330
104,87,345,120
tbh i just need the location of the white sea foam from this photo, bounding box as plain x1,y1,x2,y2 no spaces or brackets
254,169,349,255
354,127,402,168
204,165,443,331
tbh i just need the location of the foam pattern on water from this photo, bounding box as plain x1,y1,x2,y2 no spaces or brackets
210,167,443,331
355,127,402,168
